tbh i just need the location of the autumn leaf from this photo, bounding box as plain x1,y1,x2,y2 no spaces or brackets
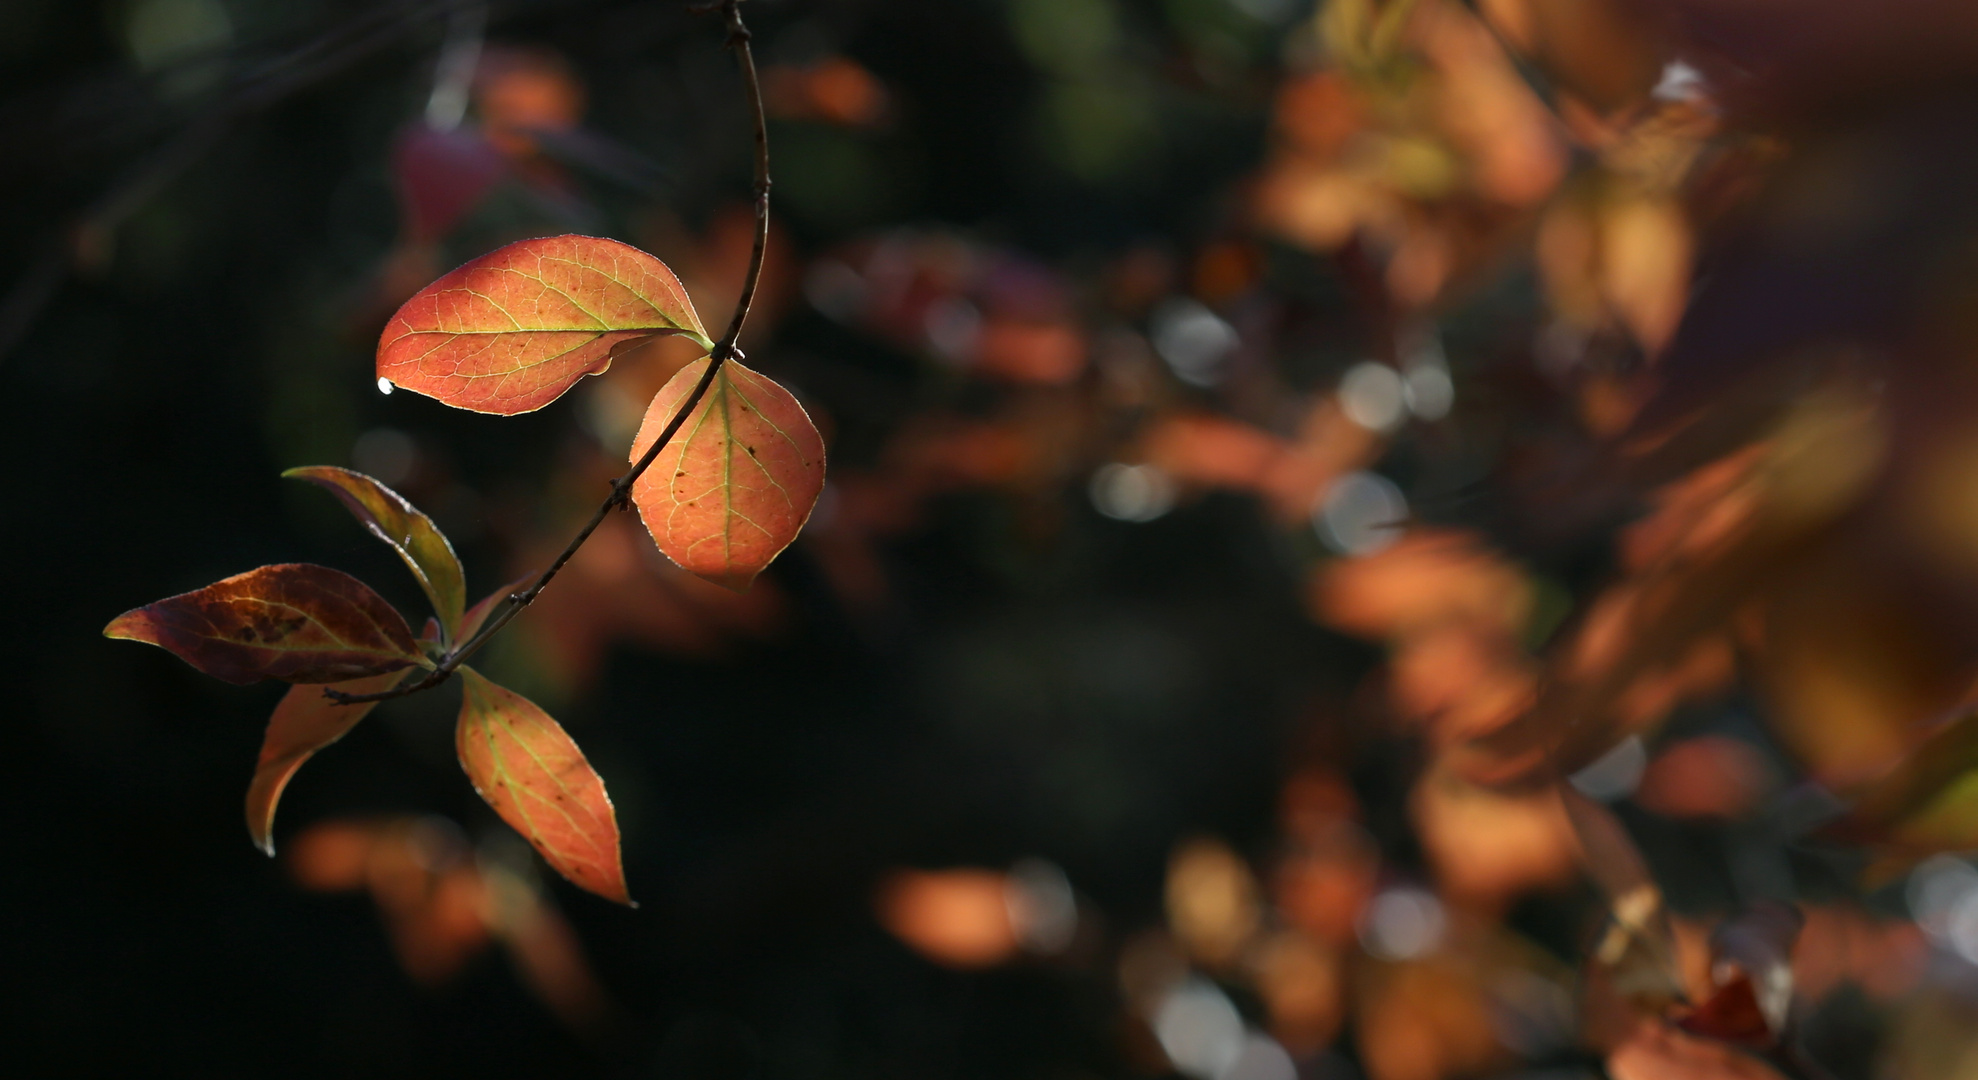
1823,732,1978,886
1680,902,1802,1047
377,234,711,415
460,577,528,642
455,667,630,904
1563,786,1687,1014
245,669,411,855
418,579,525,650
284,466,467,642
105,564,426,684
629,357,826,591
1608,1020,1790,1080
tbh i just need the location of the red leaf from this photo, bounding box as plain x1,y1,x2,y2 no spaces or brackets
1678,975,1773,1046
629,357,827,591
105,564,425,684
1608,1021,1790,1080
392,123,506,243
377,235,710,415
455,668,631,904
245,670,410,855
285,466,467,642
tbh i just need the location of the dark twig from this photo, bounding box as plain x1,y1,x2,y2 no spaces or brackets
329,0,771,706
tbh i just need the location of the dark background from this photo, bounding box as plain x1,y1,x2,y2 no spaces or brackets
0,1,1368,1076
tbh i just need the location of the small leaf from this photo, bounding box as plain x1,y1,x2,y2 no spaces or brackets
105,564,425,684
1680,902,1802,1047
246,670,411,856
455,667,630,905
629,357,827,591
378,234,711,415
460,576,529,643
285,466,467,642
1562,786,1687,1011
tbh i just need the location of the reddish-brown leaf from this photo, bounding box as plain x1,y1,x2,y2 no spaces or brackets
455,667,630,904
285,466,467,641
1679,975,1773,1047
378,235,711,415
245,670,411,855
1607,1021,1790,1080
629,357,826,591
105,564,425,684
460,577,529,643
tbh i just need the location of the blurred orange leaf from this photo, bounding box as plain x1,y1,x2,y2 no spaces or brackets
877,868,1018,969
1607,1020,1788,1080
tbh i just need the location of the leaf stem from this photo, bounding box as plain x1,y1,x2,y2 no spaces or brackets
328,0,771,706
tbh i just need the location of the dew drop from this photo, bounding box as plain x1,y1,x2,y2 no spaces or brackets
377,376,395,395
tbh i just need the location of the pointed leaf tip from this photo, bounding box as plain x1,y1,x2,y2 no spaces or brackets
105,564,424,684
246,670,410,855
377,234,710,415
629,358,826,591
285,466,467,642
455,668,631,904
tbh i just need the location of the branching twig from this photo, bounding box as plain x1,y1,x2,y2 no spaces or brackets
328,0,771,706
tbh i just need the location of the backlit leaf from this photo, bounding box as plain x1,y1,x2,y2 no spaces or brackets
105,564,425,684
377,235,712,415
284,466,467,642
455,667,630,904
629,357,826,591
245,669,411,856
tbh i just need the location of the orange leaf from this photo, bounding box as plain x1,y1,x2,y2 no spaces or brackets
455,667,631,904
105,564,425,684
377,235,711,415
629,357,826,591
245,670,411,855
284,466,467,641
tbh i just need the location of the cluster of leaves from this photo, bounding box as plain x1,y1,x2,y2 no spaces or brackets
69,0,1978,1074
106,233,825,903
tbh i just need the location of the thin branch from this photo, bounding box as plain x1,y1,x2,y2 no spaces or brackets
329,0,771,706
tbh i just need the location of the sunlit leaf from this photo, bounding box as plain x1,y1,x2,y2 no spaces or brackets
629,357,827,591
285,466,467,642
377,235,712,415
455,667,630,904
245,670,411,855
105,564,425,684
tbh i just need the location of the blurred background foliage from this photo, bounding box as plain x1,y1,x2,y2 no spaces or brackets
12,0,1978,1077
